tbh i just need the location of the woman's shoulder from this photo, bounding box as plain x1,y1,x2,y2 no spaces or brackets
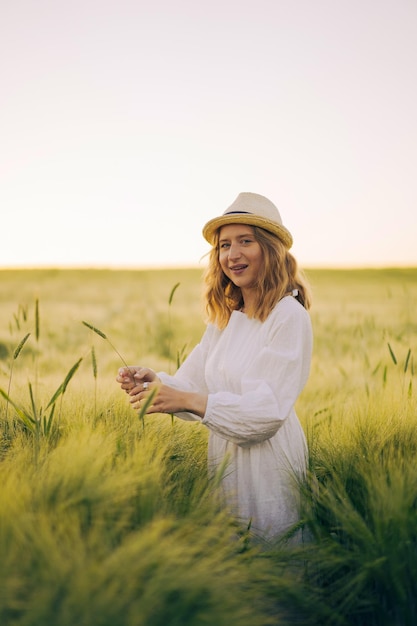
260,297,312,348
266,295,312,330
199,321,222,345
275,294,310,315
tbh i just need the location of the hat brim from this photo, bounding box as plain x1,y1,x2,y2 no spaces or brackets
202,214,293,249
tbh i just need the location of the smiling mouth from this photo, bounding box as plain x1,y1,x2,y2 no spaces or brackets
230,264,248,272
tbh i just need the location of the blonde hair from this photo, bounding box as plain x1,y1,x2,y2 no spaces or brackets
203,226,312,329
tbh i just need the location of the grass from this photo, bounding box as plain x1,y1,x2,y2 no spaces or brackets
0,267,417,625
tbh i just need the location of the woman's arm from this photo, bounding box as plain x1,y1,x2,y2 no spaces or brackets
202,302,313,446
128,383,208,417
116,325,215,421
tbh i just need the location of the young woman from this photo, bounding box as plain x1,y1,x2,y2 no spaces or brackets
116,192,313,540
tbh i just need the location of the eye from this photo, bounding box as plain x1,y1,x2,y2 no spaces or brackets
219,242,230,249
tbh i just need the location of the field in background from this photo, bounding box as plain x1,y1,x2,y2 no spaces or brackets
1,267,415,406
0,267,416,626
0,268,206,382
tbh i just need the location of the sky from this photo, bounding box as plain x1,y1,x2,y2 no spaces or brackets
1,0,416,269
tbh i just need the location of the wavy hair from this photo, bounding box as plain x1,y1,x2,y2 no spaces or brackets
203,226,312,329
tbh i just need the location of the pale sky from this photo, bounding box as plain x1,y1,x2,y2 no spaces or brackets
1,0,416,269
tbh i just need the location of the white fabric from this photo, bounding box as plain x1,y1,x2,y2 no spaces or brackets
158,295,313,539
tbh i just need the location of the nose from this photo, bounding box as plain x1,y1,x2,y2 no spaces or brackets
228,242,241,260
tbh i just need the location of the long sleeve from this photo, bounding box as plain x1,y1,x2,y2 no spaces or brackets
201,298,312,446
157,325,216,422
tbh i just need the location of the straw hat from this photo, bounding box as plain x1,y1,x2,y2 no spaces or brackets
202,192,293,249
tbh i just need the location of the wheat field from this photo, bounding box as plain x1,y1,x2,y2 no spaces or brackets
0,267,416,626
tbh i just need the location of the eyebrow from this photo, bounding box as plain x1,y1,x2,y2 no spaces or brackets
219,231,254,243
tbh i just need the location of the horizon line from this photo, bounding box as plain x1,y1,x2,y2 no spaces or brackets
0,262,416,272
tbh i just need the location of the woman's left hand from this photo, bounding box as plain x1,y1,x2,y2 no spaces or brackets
129,382,207,417
129,382,182,413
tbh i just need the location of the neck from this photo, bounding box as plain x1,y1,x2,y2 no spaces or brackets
241,289,256,314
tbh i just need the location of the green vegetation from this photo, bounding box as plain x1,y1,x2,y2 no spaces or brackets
0,267,416,625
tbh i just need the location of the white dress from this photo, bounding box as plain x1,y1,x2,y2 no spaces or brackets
158,295,313,539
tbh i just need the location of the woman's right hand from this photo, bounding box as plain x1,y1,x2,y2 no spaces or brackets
116,366,158,393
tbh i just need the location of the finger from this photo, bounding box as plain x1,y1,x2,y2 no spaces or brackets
129,389,140,402
129,384,144,396
118,367,135,379
129,379,155,395
133,367,155,383
130,395,141,409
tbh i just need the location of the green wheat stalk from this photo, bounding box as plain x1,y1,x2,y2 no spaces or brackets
91,345,98,379
91,345,98,416
137,386,158,433
0,387,35,432
404,348,411,373
387,342,397,365
13,333,30,361
82,321,131,369
35,299,40,342
167,282,180,425
33,298,40,403
168,282,181,307
167,282,180,373
46,357,83,409
0,356,82,447
4,333,31,420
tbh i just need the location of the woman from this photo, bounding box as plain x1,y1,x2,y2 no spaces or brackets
117,192,313,540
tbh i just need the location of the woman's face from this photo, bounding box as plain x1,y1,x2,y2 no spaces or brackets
218,224,263,293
